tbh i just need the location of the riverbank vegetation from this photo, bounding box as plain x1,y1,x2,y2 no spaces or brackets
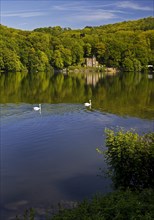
16,189,154,220
97,129,154,190
1,17,154,72
16,129,154,219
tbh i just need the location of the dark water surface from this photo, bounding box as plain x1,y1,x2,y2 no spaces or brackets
0,71,154,219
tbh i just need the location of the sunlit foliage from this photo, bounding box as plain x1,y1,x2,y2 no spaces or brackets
0,17,154,72
97,129,154,190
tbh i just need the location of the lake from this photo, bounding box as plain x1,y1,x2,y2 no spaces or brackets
0,71,154,219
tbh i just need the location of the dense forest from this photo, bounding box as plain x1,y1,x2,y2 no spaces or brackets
0,17,154,72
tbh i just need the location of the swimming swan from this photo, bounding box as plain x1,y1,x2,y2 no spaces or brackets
84,100,91,107
33,104,41,111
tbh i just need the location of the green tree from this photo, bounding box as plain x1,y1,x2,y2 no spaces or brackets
133,58,142,72
52,50,64,69
122,57,134,71
71,42,84,65
61,48,72,67
94,42,106,63
0,48,23,71
97,129,154,190
84,43,92,57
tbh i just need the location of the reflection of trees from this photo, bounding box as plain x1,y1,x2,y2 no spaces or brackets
0,71,153,119
94,72,154,119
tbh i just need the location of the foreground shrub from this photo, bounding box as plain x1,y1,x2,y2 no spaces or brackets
97,129,154,190
52,189,154,220
16,189,154,220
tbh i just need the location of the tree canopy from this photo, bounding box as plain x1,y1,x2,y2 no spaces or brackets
0,17,154,72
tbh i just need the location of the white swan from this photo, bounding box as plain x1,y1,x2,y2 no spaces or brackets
84,100,91,107
33,104,41,111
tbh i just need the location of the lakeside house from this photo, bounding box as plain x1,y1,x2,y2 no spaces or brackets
85,56,99,67
84,57,118,73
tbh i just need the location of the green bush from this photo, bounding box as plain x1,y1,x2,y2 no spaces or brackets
16,189,154,220
97,129,154,190
52,189,154,220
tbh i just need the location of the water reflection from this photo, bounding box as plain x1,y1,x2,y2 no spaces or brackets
148,74,153,79
0,70,154,220
0,71,154,119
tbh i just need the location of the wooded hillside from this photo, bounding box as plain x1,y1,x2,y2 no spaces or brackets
0,17,154,72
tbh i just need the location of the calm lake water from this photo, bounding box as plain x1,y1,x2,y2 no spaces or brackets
0,71,154,219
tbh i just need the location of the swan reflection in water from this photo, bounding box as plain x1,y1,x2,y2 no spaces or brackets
33,104,41,114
